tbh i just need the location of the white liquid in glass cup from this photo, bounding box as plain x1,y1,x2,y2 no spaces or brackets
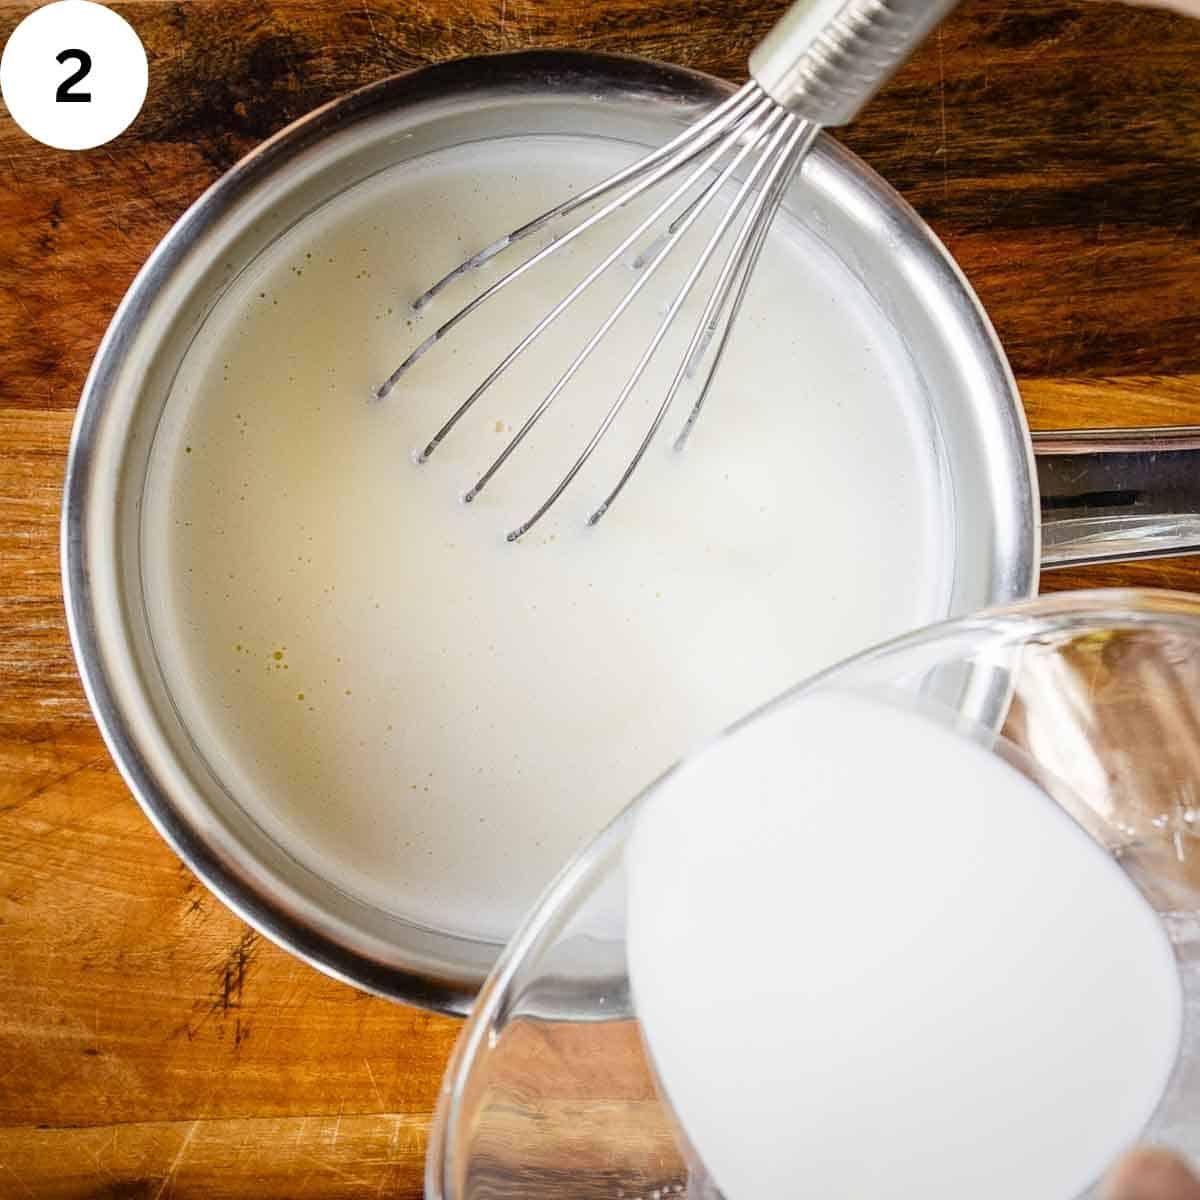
628,688,1182,1200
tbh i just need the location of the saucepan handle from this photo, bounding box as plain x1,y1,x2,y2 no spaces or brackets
1035,428,1200,569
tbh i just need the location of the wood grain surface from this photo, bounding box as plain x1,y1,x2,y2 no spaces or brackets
1,0,1199,1195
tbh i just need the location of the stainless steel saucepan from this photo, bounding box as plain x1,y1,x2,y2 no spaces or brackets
62,51,1200,1015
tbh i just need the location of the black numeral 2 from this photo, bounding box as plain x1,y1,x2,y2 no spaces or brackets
55,49,92,103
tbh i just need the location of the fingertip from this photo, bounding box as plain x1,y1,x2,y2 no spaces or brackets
1105,1149,1200,1200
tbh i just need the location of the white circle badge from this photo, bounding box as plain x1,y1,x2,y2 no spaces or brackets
1,0,148,150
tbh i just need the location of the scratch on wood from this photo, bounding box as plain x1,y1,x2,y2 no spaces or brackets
86,1125,119,1184
297,1151,373,1189
0,1159,35,1200
0,752,111,814
361,1,382,48
218,930,259,1048
363,1056,385,1110
215,929,258,1015
172,928,260,1043
152,1117,199,1200
937,26,948,201
386,1113,403,1158
374,1159,394,1199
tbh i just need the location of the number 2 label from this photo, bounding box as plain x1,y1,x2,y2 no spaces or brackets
0,1,146,149
55,48,92,102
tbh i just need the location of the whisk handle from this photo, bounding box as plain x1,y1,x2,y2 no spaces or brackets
749,0,960,126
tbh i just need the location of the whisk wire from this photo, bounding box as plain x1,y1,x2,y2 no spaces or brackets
376,73,845,536
682,159,788,380
373,0,959,536
408,81,765,312
508,109,799,541
589,120,817,526
630,183,715,272
467,103,790,517
375,84,768,401
416,97,775,465
675,122,820,452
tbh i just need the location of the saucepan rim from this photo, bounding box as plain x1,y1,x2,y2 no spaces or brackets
61,48,1035,1015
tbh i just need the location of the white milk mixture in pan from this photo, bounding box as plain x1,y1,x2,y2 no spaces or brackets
143,135,949,940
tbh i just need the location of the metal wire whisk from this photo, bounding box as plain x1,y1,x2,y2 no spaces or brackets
377,0,959,541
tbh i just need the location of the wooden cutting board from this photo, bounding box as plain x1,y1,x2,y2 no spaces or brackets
1,0,1198,1195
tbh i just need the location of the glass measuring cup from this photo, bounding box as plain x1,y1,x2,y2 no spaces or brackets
427,588,1200,1200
